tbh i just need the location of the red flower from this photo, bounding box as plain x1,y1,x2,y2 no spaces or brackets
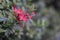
13,5,35,28
13,5,35,22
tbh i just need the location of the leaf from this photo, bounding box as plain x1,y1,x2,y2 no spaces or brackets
0,17,7,22
31,20,36,26
0,28,7,32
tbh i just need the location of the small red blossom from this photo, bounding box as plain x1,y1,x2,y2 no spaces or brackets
13,5,35,22
13,5,35,28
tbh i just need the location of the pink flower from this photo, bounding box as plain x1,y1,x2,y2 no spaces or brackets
13,5,36,28
13,5,35,22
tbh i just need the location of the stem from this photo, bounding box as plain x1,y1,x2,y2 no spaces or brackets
23,22,27,40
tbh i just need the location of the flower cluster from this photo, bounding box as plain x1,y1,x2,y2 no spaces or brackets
13,5,35,22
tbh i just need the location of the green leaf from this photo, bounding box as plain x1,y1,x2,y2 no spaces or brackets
0,28,7,32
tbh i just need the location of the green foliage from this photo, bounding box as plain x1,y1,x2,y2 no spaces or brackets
0,0,59,40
